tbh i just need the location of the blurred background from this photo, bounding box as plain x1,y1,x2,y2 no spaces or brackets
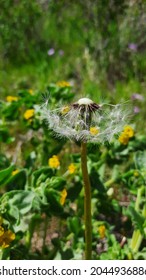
0,0,146,108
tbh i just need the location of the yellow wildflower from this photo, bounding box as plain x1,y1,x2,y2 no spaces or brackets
28,89,33,95
0,228,15,248
48,155,60,169
56,81,71,87
123,126,134,138
134,170,139,177
98,225,106,239
60,189,67,205
90,127,99,136
23,109,35,120
6,96,18,102
0,226,4,236
118,132,129,145
61,106,70,115
68,163,76,174
12,169,19,176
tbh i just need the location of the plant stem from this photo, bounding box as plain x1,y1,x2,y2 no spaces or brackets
81,142,92,260
130,186,146,254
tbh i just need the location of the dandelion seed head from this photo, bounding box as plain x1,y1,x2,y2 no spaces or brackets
40,97,131,143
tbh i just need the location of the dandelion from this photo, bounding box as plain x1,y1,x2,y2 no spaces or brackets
40,97,130,143
48,155,60,169
60,189,67,205
6,96,18,102
98,225,106,239
39,96,131,260
68,163,76,174
23,109,35,120
56,81,71,87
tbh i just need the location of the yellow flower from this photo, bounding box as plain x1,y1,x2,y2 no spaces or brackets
68,163,76,174
123,126,134,138
90,127,99,136
12,169,19,176
48,155,60,169
0,226,4,237
0,228,15,249
98,225,106,239
60,189,67,205
61,106,70,115
134,170,139,177
28,89,33,95
56,81,71,87
118,132,130,145
23,109,35,120
6,96,18,102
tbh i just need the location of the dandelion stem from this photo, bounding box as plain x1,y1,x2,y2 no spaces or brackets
81,142,92,260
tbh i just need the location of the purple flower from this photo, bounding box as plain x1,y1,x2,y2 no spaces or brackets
47,48,55,56
128,43,137,51
131,93,144,101
134,106,140,114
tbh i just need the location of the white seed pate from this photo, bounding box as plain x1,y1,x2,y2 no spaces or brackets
77,98,94,105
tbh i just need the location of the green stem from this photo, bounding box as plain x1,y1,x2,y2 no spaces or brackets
130,186,146,254
81,142,92,260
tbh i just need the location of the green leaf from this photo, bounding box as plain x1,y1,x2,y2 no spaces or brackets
67,217,81,236
134,151,146,170
0,190,36,219
32,167,54,188
6,169,27,190
128,205,145,233
46,176,66,190
45,189,63,214
0,165,14,186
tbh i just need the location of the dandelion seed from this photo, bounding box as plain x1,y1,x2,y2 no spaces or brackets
40,97,130,143
48,155,60,169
